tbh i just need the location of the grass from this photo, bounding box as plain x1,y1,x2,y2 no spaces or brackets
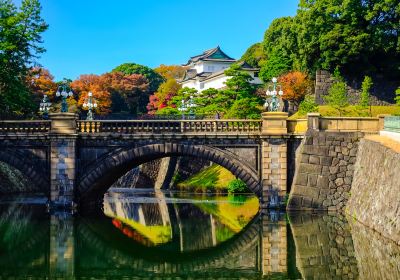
196,196,259,233
177,164,236,192
289,105,400,120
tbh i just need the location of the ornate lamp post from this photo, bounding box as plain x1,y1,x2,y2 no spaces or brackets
178,95,196,119
264,77,284,112
55,83,73,113
39,95,52,119
178,99,187,119
82,92,97,120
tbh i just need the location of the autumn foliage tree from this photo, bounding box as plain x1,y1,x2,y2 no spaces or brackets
71,72,149,116
147,78,181,114
71,74,112,115
104,71,149,115
279,71,311,108
154,64,186,80
26,67,57,103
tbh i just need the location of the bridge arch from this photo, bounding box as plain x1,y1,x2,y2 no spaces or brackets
78,143,261,201
0,149,48,193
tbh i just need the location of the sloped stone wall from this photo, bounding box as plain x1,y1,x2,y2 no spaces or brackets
288,131,363,211
346,138,400,245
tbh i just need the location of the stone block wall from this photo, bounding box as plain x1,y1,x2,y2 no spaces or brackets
288,131,363,211
346,138,400,245
315,70,397,105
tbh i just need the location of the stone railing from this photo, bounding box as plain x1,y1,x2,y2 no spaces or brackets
77,119,262,134
383,116,400,133
307,113,381,132
287,119,307,134
0,120,51,134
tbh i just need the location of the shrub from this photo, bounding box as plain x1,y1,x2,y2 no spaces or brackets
298,95,319,115
395,87,400,106
324,81,348,116
227,179,250,193
360,76,373,109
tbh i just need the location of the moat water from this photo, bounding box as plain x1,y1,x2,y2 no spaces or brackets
0,189,399,279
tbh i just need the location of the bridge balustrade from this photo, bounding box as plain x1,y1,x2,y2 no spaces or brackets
0,120,51,134
77,120,262,134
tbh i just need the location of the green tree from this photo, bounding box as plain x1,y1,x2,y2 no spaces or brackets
298,95,319,115
395,87,400,106
226,98,262,119
240,43,266,68
296,0,399,76
224,64,254,96
360,76,373,113
324,79,349,116
0,0,48,116
259,49,292,82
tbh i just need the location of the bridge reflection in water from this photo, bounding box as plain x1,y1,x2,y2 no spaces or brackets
0,192,399,279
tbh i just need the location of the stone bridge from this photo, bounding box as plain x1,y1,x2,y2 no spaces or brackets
0,112,383,209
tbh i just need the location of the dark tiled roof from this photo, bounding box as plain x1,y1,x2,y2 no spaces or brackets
183,46,236,66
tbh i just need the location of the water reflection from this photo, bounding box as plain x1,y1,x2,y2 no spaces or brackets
0,193,399,279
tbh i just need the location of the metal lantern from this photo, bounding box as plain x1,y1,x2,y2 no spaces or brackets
82,92,97,120
56,83,73,113
39,95,52,119
264,77,284,112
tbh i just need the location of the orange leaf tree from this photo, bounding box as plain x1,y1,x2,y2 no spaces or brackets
154,64,186,80
27,67,58,103
279,71,311,107
71,74,112,115
71,72,149,116
103,71,149,115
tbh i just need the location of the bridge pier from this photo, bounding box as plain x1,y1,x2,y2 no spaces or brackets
49,113,78,209
261,112,288,208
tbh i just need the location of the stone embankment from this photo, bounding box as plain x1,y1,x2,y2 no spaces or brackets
288,130,363,211
346,136,400,245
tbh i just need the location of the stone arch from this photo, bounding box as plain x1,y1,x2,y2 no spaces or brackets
78,143,261,201
0,149,49,193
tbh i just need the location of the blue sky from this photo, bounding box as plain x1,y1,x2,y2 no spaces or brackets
29,0,298,80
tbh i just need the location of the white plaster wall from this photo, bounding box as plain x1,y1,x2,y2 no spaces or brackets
181,80,200,91
202,61,233,73
202,76,229,91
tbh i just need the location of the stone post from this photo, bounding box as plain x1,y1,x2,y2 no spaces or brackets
307,113,321,131
377,114,390,131
261,112,288,208
49,113,78,209
262,112,288,135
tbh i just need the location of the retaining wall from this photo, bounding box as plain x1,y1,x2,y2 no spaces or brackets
346,138,400,245
288,131,363,211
